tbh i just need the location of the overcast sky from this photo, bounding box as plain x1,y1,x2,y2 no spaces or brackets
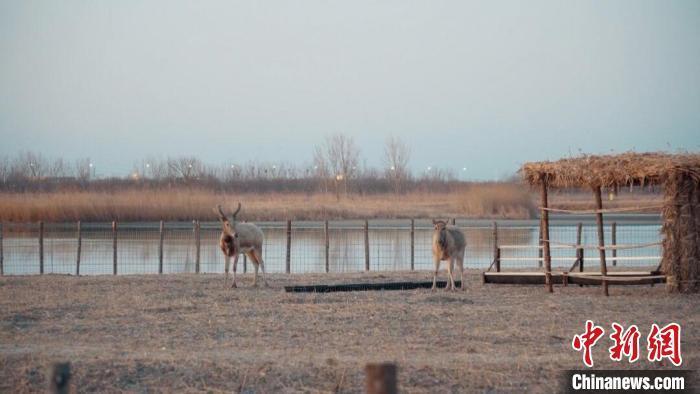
1,1,698,179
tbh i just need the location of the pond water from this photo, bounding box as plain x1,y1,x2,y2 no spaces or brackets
0,216,662,276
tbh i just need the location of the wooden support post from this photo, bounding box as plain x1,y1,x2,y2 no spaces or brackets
158,220,164,274
410,219,415,271
611,221,617,267
540,180,552,293
285,220,292,274
492,222,500,272
39,221,44,274
538,219,543,268
49,362,71,394
451,218,456,225
112,221,117,275
76,221,81,276
194,220,201,274
324,220,330,273
0,222,4,276
365,363,397,394
593,186,609,296
576,222,583,287
364,220,370,271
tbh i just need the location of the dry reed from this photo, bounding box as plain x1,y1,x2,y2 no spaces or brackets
0,185,545,222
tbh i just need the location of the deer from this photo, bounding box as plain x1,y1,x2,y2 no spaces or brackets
215,203,267,288
431,219,467,291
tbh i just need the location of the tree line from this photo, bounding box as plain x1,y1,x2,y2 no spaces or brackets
1,134,463,194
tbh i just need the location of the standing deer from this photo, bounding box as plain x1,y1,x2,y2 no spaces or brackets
431,219,467,291
215,203,267,288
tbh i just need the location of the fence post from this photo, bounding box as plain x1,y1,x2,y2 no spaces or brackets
112,221,117,275
286,220,292,274
194,220,201,274
324,220,329,273
0,222,3,276
243,254,247,273
611,221,617,267
451,218,456,226
410,219,415,271
158,220,164,274
39,221,44,274
365,363,397,394
540,181,553,293
593,186,608,296
76,221,81,276
364,220,370,271
538,219,543,268
49,362,71,394
492,222,500,272
576,222,583,286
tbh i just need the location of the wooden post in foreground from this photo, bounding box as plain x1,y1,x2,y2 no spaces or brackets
76,221,82,276
286,220,292,274
410,219,415,271
364,220,370,271
112,221,117,275
611,221,617,266
49,362,71,394
365,363,397,394
492,222,500,272
158,221,164,274
593,186,609,296
324,220,330,273
39,221,44,274
540,179,552,293
194,220,201,274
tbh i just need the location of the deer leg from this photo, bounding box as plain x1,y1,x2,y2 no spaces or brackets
253,249,268,287
231,253,239,288
459,257,465,291
248,251,259,287
446,258,456,291
431,257,440,292
224,254,230,287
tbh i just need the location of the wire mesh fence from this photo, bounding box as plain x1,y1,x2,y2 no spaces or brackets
0,218,662,276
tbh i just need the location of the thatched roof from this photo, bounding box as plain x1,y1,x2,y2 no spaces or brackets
521,152,700,188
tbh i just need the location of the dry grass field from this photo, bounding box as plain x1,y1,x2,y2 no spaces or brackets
0,185,661,222
0,188,535,222
1,271,697,393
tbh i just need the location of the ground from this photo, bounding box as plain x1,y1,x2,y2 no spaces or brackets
1,271,698,393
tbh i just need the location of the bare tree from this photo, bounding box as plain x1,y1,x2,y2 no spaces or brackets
13,151,48,180
383,136,411,194
0,156,9,185
75,158,92,182
167,156,204,182
317,133,360,199
48,158,70,178
312,145,330,193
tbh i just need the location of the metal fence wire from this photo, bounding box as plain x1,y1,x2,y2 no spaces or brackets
0,218,662,276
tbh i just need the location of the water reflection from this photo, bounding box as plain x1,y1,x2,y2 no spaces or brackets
0,221,661,275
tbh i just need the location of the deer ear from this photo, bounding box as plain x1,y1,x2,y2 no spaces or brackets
432,219,437,225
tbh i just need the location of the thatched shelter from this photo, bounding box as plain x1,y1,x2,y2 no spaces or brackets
521,152,700,294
